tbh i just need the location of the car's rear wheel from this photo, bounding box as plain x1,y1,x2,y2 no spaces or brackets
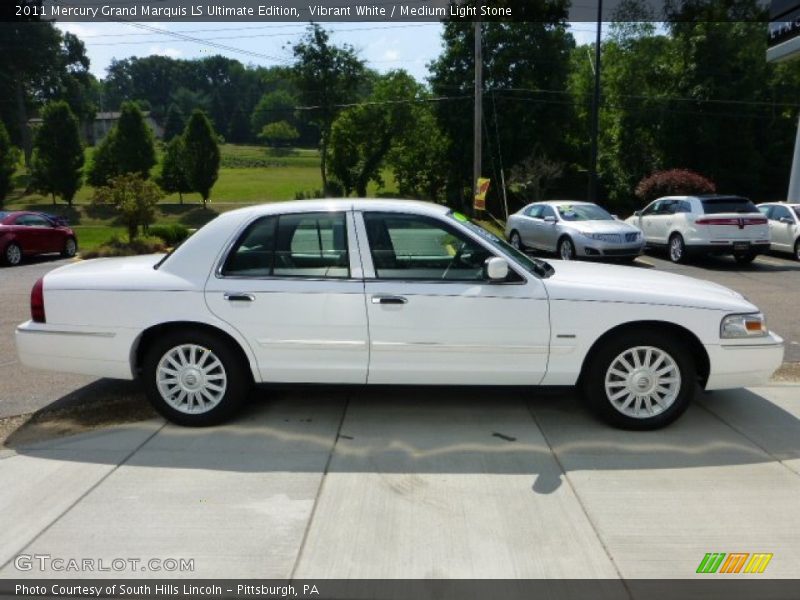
142,330,250,426
509,230,525,251
3,242,22,266
61,237,77,258
668,233,686,263
557,237,576,260
582,330,695,430
734,251,757,265
794,239,800,261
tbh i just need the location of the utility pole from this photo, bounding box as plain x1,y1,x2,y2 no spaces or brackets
473,12,482,210
588,0,603,203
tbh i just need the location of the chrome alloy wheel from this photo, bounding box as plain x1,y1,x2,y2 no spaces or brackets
669,236,684,262
6,243,21,265
603,346,681,419
156,344,227,414
64,238,77,256
510,231,522,249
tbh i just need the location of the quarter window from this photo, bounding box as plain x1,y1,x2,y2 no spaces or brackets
222,212,349,278
363,212,493,281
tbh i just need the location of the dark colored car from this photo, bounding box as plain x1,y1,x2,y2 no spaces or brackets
0,211,78,266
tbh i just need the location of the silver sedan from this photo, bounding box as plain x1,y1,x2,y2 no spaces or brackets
505,201,645,261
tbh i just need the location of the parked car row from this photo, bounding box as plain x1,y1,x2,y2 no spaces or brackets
0,211,77,266
506,196,800,264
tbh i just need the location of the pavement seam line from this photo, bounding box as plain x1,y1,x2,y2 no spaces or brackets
0,421,167,573
696,400,800,479
525,402,633,596
288,395,350,580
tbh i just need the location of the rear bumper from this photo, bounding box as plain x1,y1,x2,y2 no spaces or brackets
686,242,771,256
704,332,784,390
16,320,134,379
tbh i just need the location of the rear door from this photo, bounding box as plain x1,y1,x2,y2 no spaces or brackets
205,210,369,384
696,197,768,247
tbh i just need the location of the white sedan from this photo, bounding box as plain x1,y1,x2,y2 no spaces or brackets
16,199,784,430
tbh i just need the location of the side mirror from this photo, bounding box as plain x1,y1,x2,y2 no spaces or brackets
484,257,509,282
633,210,642,217
780,216,794,225
543,215,557,224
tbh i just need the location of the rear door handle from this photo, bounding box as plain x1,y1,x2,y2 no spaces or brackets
371,295,407,305
224,293,255,302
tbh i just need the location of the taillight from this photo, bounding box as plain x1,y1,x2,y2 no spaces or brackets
696,217,767,226
31,277,45,323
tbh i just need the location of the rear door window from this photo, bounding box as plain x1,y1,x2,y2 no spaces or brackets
701,197,758,214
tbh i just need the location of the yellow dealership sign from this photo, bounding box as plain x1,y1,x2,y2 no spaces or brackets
474,178,491,210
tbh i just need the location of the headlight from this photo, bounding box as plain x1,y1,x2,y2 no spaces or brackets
720,313,767,338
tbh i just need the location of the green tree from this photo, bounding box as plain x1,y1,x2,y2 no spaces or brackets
291,24,366,192
115,101,156,177
156,137,191,204
182,110,220,206
258,121,299,148
327,70,421,197
87,130,119,187
0,122,19,206
162,103,185,142
251,89,297,137
429,3,575,210
29,101,84,206
91,173,162,241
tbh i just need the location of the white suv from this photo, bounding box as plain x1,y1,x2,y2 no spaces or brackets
626,195,770,264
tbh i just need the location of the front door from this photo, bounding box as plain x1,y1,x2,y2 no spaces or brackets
205,210,369,383
356,211,550,385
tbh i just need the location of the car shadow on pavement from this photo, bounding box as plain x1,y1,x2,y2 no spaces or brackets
679,254,800,272
7,384,799,496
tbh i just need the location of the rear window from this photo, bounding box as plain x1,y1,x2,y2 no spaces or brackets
701,197,758,214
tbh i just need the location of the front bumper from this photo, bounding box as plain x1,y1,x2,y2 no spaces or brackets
574,238,644,258
704,332,784,390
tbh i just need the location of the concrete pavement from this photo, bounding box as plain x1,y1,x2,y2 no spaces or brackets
1,384,798,580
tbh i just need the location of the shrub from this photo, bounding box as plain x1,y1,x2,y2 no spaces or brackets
149,223,191,246
635,169,716,204
91,173,163,241
82,235,166,259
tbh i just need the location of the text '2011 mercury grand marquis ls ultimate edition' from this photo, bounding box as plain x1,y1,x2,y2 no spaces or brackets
16,200,784,430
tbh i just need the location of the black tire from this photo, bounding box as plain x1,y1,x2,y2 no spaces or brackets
557,236,576,260
794,239,800,262
581,329,695,430
509,230,526,251
3,242,22,266
142,329,250,426
668,233,686,264
61,237,77,258
734,252,757,265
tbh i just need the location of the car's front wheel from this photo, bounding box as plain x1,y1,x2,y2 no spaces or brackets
142,330,250,426
3,242,22,266
582,330,695,430
557,237,576,260
668,233,686,263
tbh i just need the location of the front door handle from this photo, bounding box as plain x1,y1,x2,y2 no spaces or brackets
371,295,407,305
224,292,255,302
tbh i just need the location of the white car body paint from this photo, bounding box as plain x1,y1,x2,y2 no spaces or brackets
17,199,783,392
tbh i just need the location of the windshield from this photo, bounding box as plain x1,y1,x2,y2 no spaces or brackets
556,204,613,221
448,211,554,278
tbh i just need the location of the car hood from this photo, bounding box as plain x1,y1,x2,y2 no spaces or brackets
543,260,756,312
44,254,195,291
561,220,641,234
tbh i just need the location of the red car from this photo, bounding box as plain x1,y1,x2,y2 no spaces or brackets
0,211,78,266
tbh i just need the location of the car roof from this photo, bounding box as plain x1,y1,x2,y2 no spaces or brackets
529,200,595,207
220,198,452,219
656,195,748,201
757,201,800,207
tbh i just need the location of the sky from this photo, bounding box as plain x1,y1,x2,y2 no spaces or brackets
56,21,602,83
